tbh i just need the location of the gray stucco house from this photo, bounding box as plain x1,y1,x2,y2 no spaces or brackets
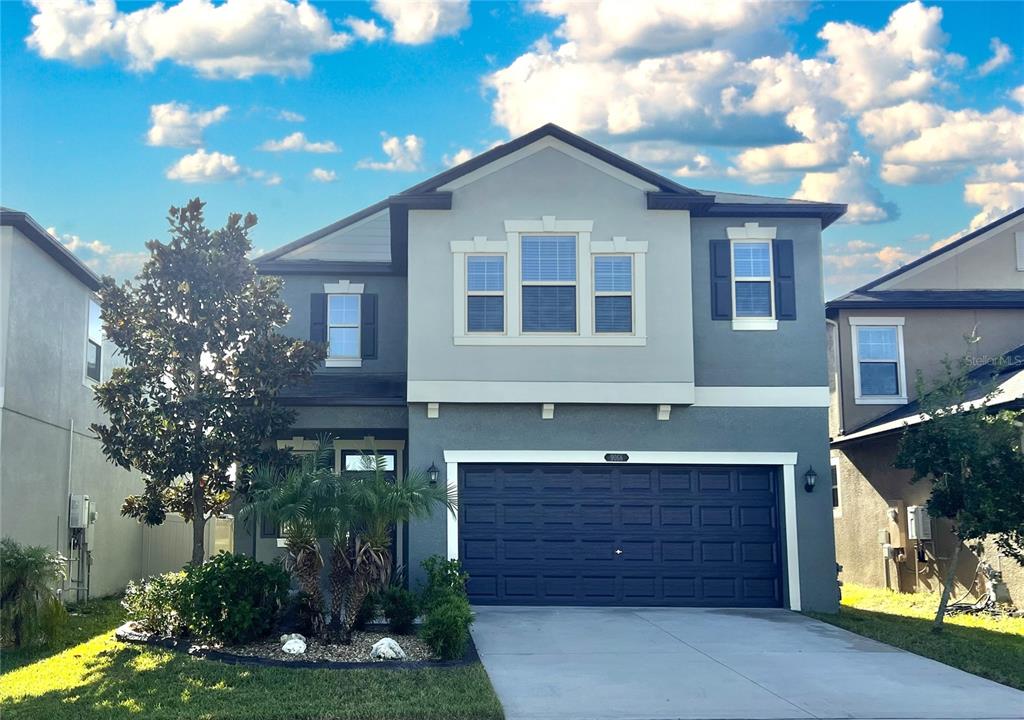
245,124,846,612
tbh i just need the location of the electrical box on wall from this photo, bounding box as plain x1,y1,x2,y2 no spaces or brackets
69,494,90,529
907,505,932,540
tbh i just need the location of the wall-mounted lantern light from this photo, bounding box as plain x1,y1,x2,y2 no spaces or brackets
804,466,818,493
427,462,440,486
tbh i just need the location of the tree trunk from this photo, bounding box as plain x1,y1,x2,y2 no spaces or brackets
328,541,352,638
190,472,207,566
932,535,963,632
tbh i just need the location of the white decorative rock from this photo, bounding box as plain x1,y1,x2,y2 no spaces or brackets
370,637,406,660
281,634,307,654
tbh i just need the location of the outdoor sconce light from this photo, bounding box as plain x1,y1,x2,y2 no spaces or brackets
804,466,818,493
427,462,440,486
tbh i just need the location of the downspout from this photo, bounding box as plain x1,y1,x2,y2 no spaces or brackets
825,318,844,437
65,418,74,591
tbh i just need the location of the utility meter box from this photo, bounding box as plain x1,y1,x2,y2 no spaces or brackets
69,494,90,529
907,505,932,540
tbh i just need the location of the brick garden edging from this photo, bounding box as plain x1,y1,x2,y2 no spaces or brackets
114,622,480,670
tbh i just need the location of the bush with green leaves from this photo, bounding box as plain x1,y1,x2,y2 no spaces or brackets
179,552,289,644
122,571,188,636
418,556,473,660
381,586,419,634
0,538,68,647
353,590,380,630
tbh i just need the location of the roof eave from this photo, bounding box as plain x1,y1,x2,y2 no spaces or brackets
0,209,101,291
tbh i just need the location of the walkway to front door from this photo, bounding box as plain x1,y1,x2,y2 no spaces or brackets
471,606,1024,720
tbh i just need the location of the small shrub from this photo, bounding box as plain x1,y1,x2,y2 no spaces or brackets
420,589,473,660
420,555,468,611
122,572,187,636
353,590,380,630
381,586,419,634
0,538,68,647
279,591,317,636
180,552,289,644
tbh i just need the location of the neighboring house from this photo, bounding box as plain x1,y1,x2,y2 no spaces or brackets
827,207,1024,604
247,124,845,611
0,208,225,599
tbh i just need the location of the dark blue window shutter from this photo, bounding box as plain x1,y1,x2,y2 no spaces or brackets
773,239,796,321
361,294,378,359
310,293,327,343
710,239,732,320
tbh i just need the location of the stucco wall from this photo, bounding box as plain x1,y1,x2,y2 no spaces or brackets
833,436,1024,604
833,307,1024,433
407,403,838,612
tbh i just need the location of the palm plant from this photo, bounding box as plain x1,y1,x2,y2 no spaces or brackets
240,443,338,637
331,453,455,641
0,538,68,647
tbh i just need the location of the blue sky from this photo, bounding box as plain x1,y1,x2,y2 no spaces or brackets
2,1,1022,298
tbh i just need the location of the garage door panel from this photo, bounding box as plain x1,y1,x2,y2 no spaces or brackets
459,464,783,606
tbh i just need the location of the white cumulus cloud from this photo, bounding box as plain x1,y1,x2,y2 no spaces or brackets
794,152,898,224
372,0,470,44
977,38,1013,76
278,109,305,122
26,0,352,79
347,16,386,42
165,149,243,183
260,132,340,153
442,148,474,167
310,167,337,182
824,237,919,297
146,102,229,147
357,133,424,171
47,227,111,255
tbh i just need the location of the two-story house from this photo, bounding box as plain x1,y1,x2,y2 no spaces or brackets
827,207,1024,604
250,124,846,612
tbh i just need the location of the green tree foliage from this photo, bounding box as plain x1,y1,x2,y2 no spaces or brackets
0,538,68,647
896,351,1024,630
91,199,325,565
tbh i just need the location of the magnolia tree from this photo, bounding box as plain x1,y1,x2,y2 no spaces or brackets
895,351,1024,631
92,199,325,565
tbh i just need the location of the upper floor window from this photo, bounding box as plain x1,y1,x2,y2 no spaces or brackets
328,294,360,359
521,235,577,333
85,299,102,383
593,255,632,333
850,317,907,405
732,241,773,319
466,255,505,333
711,224,794,331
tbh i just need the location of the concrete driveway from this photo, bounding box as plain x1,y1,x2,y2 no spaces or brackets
471,606,1024,720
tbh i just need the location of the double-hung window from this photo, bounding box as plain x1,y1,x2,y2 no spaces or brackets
328,294,360,359
732,241,774,320
850,317,907,404
593,255,633,333
85,299,102,382
521,235,577,333
466,255,505,333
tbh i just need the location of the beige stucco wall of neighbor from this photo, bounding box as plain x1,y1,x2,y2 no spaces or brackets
832,435,1024,605
833,307,1024,434
0,227,195,598
877,218,1024,290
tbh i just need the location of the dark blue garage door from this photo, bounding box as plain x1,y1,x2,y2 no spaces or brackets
459,464,783,607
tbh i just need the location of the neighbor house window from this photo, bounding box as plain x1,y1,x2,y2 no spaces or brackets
732,241,774,319
593,255,633,333
850,317,907,404
85,299,102,382
466,255,505,333
328,294,360,359
831,461,840,512
521,234,577,333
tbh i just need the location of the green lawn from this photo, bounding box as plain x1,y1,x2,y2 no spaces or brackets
809,583,1024,690
0,597,504,720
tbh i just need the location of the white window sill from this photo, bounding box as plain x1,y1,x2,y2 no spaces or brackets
326,357,363,368
453,335,647,347
854,395,908,405
732,318,778,331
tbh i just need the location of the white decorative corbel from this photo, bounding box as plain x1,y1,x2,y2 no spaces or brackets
427,402,440,419
541,403,555,420
657,404,672,421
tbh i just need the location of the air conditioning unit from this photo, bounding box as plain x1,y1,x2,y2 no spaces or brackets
69,494,90,529
907,505,932,540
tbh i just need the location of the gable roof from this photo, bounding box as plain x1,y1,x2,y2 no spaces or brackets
826,289,1024,312
832,343,1024,446
257,124,846,266
832,206,1024,302
1,207,101,291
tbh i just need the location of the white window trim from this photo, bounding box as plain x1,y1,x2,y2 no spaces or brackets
450,219,647,346
83,296,103,387
849,316,908,405
442,449,803,611
324,280,364,368
728,223,777,332
830,455,842,518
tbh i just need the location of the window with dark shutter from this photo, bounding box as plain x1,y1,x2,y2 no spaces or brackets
710,239,732,320
360,294,378,359
773,238,796,321
309,293,327,343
